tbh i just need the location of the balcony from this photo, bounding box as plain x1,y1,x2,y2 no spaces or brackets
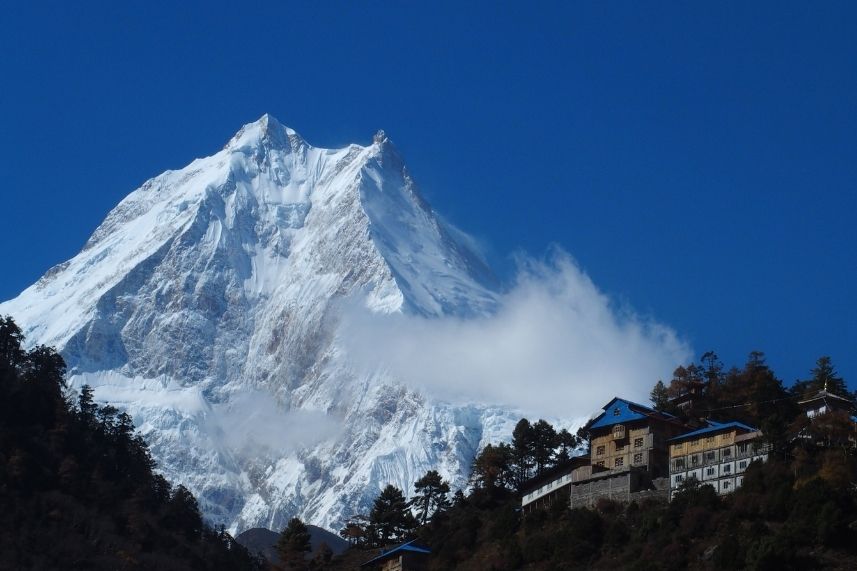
735,445,754,460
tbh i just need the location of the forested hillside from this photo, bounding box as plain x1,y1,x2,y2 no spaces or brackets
0,317,262,570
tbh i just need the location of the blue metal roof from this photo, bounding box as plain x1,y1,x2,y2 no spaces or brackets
361,540,431,566
589,397,673,430
668,420,757,442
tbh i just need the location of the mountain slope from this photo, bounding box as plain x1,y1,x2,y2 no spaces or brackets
0,115,518,532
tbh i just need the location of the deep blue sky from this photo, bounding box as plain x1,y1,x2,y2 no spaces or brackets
1,2,855,389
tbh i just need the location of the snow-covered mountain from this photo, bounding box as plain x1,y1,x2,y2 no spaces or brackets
0,115,520,532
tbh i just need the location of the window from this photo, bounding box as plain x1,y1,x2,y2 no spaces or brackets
706,467,715,477
596,445,605,456
616,444,625,453
723,481,730,490
675,474,684,484
596,461,605,467
614,457,624,467
738,460,748,470
723,448,732,458
693,439,701,447
613,408,621,416
634,437,644,448
706,436,715,444
705,452,716,461
723,464,731,474
675,443,684,451
691,455,699,466
634,453,643,464
674,458,685,470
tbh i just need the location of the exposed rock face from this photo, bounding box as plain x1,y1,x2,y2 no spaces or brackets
1,115,518,532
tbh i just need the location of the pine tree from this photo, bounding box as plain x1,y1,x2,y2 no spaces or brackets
0,315,25,371
700,351,724,386
339,514,372,547
470,443,513,491
808,356,847,397
511,418,534,487
166,485,203,539
650,380,670,410
412,470,451,525
531,419,557,476
720,351,797,449
555,428,579,463
277,517,312,569
369,485,416,545
668,364,703,397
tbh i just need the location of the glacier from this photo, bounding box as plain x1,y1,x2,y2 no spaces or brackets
0,115,521,533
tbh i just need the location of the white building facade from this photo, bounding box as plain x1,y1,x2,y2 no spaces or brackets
668,421,770,499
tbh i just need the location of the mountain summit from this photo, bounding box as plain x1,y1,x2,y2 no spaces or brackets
0,115,517,532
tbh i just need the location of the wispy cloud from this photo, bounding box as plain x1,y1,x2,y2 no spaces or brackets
342,249,691,419
207,391,342,457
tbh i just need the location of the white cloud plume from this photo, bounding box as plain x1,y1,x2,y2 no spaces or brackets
207,391,342,457
342,250,691,419
69,374,342,458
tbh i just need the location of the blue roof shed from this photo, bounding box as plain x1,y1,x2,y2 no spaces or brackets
361,539,431,568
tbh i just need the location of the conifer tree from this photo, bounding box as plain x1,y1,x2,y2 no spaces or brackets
0,315,25,371
78,384,98,424
369,485,416,545
339,514,372,547
471,443,513,491
809,356,847,397
167,485,203,539
719,351,797,449
277,517,312,569
531,419,557,476
555,428,578,463
412,470,451,524
650,380,670,410
668,364,703,397
511,418,535,486
700,350,724,386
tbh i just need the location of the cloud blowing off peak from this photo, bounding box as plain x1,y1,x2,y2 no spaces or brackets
343,249,692,420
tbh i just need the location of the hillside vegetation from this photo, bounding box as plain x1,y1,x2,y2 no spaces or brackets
0,317,262,570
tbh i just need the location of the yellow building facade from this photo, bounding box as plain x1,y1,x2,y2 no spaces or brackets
570,398,688,507
668,421,769,497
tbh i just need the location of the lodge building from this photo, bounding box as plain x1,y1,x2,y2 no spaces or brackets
568,398,689,507
797,384,857,447
521,457,589,514
798,386,855,419
519,396,776,513
668,420,770,498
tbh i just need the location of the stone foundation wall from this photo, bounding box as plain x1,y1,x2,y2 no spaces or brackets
570,472,632,508
570,472,670,508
